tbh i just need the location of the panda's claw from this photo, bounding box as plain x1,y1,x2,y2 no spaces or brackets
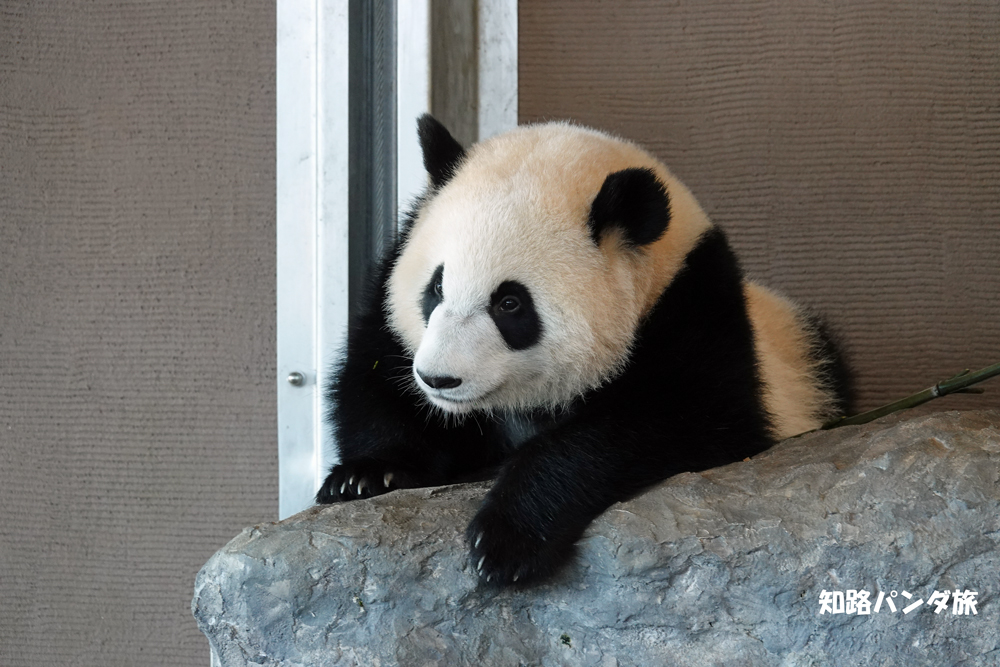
467,497,572,587
317,459,418,504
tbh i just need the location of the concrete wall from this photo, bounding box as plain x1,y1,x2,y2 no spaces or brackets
0,2,276,664
520,0,1000,413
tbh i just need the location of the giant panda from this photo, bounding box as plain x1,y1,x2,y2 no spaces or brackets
317,115,851,586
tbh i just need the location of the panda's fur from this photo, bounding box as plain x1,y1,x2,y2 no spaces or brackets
318,116,852,586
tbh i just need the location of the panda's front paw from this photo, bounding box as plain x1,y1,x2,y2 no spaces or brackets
466,501,572,587
316,459,415,504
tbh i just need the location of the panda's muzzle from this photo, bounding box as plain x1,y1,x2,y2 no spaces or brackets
416,371,462,390
413,305,511,410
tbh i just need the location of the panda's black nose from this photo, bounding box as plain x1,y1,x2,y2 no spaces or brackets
417,371,462,389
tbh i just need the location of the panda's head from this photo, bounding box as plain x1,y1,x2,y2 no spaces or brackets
388,116,712,415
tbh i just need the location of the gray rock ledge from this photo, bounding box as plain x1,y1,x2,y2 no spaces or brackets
193,411,1000,666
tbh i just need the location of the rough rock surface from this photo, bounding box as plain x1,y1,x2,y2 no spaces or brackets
193,411,1000,666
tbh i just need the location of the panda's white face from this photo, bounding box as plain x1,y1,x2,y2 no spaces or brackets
411,262,548,413
397,178,603,414
387,122,712,414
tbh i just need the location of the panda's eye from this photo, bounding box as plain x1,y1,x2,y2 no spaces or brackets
489,280,540,349
434,280,443,299
496,296,521,314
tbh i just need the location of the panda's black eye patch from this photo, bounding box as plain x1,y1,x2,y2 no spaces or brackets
490,281,541,350
422,264,445,324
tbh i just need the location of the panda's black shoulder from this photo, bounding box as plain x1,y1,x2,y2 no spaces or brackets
330,196,425,395
655,226,747,321
586,226,774,468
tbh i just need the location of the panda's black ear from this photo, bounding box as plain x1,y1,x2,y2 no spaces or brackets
587,168,671,248
418,114,466,189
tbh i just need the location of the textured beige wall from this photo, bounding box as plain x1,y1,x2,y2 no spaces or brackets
520,0,1000,413
0,2,276,665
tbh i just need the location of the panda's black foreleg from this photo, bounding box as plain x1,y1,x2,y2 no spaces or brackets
318,351,504,505
317,333,507,505
317,316,448,504
466,428,658,586
319,364,506,505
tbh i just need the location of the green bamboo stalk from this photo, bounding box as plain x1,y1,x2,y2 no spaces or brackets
821,361,1000,430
